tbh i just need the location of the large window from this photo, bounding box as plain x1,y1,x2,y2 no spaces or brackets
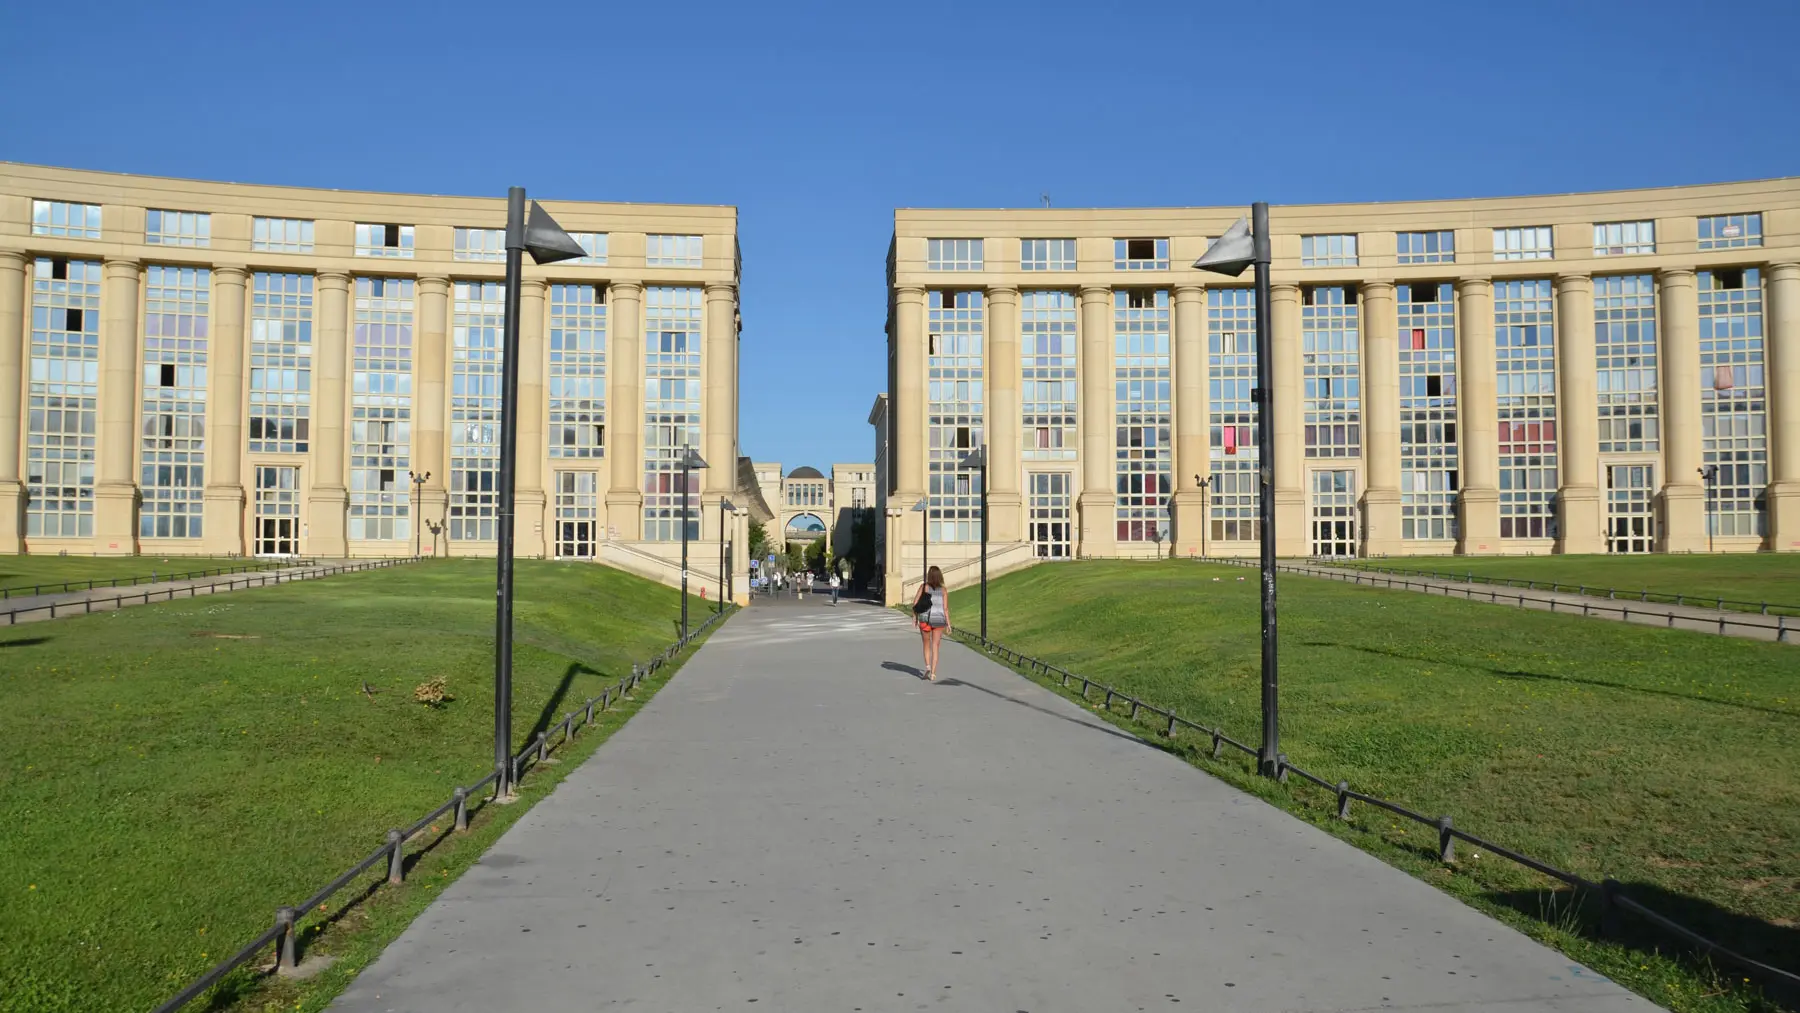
249,273,312,453
1021,291,1076,460
1302,286,1360,458
1493,226,1553,261
1397,230,1454,265
643,287,704,540
350,277,413,542
1594,221,1655,256
140,265,210,538
1697,213,1761,251
549,284,606,459
927,290,984,542
1115,290,1171,542
1399,282,1458,541
569,232,608,264
31,200,101,239
927,239,983,271
1595,275,1658,454
355,223,414,258
1021,239,1076,271
453,227,505,262
1114,238,1168,271
252,217,314,253
1495,279,1557,539
1208,287,1259,542
26,258,100,537
646,235,704,268
1699,268,1766,536
1300,234,1358,267
450,281,504,540
146,210,210,248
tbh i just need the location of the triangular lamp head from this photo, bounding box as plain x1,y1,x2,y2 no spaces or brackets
1193,217,1255,277
523,201,591,265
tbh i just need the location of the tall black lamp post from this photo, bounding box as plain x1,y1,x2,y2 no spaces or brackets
959,446,988,640
718,497,737,614
1192,473,1212,558
1698,464,1719,553
678,447,709,639
1194,204,1281,778
493,188,590,799
408,470,430,557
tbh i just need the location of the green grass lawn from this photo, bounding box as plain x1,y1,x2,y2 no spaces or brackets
0,559,716,1013
1332,553,1800,614
951,561,1799,1013
0,554,293,596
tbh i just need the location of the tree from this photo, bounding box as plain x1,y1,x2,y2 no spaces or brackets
804,538,826,573
784,540,806,574
747,519,769,564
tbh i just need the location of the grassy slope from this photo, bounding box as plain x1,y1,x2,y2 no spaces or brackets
0,559,711,1013
0,554,287,592
951,561,1798,1013
1336,553,1800,612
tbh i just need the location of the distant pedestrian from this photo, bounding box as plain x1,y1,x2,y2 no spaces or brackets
913,565,949,681
828,570,841,606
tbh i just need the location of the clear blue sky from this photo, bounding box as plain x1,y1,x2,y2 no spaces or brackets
5,0,1797,470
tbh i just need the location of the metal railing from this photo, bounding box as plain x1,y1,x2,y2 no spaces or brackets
0,557,315,600
1201,556,1794,643
952,627,1800,1006
151,604,732,1013
2,558,417,625
1311,558,1800,618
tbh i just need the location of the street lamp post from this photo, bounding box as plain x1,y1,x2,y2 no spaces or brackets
408,471,430,557
678,448,710,640
1192,474,1212,559
1194,204,1282,778
1698,465,1719,553
960,447,988,640
719,497,737,614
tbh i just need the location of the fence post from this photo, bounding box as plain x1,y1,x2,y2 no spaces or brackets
1210,729,1223,759
1165,714,1177,738
453,787,469,831
601,688,611,710
275,906,298,972
535,731,548,763
386,829,405,884
1336,781,1351,820
1780,617,1788,643
1275,753,1289,783
1437,816,1454,863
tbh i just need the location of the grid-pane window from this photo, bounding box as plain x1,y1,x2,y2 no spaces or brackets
1300,234,1358,267
1496,279,1557,539
145,210,210,248
453,227,505,262
928,291,984,542
140,266,210,538
1493,227,1553,261
450,281,504,540
1114,238,1168,270
249,273,312,453
550,284,605,459
1021,291,1076,461
644,287,704,541
1209,288,1259,542
927,239,984,271
1595,275,1658,454
1397,230,1454,264
1697,214,1762,251
1021,239,1076,271
1593,221,1655,256
569,232,608,264
554,471,599,558
1303,286,1360,458
31,200,101,239
1700,268,1766,537
26,258,100,537
252,217,314,253
646,235,703,268
355,223,414,258
1115,290,1171,542
350,277,413,542
1399,282,1458,540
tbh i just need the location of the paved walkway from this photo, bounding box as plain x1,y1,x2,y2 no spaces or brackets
0,559,397,625
332,596,1655,1012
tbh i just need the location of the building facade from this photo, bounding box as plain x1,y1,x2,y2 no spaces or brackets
882,178,1800,599
753,461,877,564
0,164,745,586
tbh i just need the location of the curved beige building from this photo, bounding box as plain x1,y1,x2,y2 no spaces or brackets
0,163,750,601
880,178,1800,602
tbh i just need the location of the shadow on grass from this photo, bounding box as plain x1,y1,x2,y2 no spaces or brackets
1305,639,1800,719
936,675,1151,746
527,661,603,744
0,636,52,648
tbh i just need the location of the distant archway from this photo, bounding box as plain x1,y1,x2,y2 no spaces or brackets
785,513,827,539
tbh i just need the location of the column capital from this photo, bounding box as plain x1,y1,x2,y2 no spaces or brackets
1173,283,1205,303
103,257,140,277
704,281,737,299
1554,272,1593,294
315,269,351,288
985,284,1019,301
609,280,644,300
1656,266,1696,285
1770,262,1800,282
213,265,248,285
0,250,26,271
521,277,549,298
1455,275,1492,293
1361,279,1396,298
417,274,450,295
895,285,926,305
1270,281,1300,298
1078,284,1112,302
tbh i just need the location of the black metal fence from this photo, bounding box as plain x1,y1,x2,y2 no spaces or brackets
1202,556,1794,643
150,604,732,1013
1,558,415,625
1311,558,1800,618
951,627,1800,1007
0,557,314,600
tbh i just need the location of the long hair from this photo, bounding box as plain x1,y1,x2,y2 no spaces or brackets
926,565,944,589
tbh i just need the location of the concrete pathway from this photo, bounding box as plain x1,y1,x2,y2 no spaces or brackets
331,596,1656,1012
0,559,402,625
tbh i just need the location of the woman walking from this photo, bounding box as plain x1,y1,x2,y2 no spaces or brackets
914,565,949,681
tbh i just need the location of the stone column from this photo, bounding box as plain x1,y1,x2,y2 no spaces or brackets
605,282,644,540
415,277,450,542
1171,284,1207,557
1768,262,1800,549
1360,281,1401,555
1270,283,1305,556
1077,285,1115,557
984,285,1022,542
1455,277,1500,552
1555,274,1603,553
1657,269,1705,552
306,271,350,557
704,283,737,495
894,287,927,497
95,258,141,554
516,279,549,558
0,252,25,551
201,267,248,555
